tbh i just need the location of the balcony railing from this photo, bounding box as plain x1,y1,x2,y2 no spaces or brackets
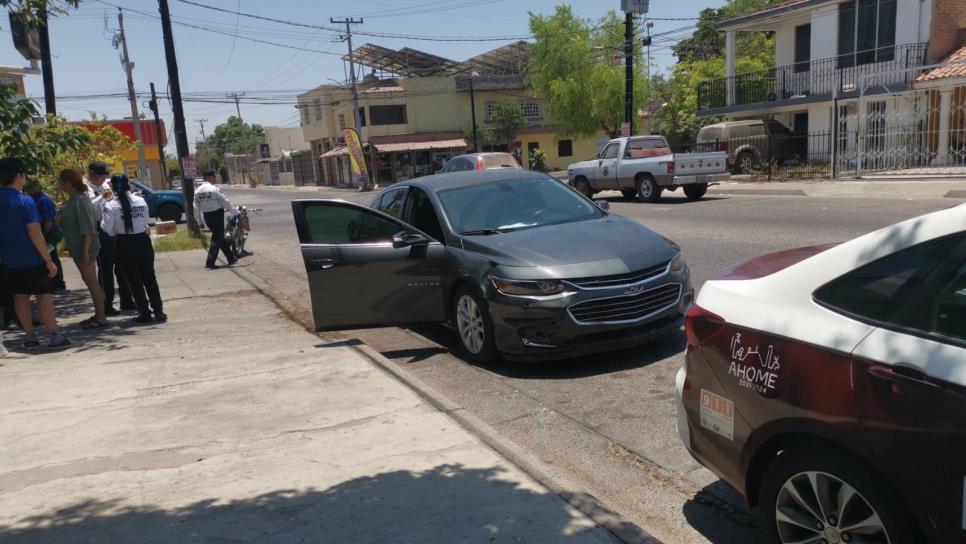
697,42,928,111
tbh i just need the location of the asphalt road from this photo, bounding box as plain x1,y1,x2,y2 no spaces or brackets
220,184,956,544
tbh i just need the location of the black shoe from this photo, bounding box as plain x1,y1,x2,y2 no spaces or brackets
105,307,122,317
227,258,238,266
49,336,72,349
206,264,219,270
120,303,138,311
23,337,40,349
154,312,168,323
133,313,155,324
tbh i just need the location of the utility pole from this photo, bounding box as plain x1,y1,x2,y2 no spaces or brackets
469,74,479,152
147,82,167,188
226,92,245,121
330,16,369,191
624,11,634,136
195,118,212,172
115,9,148,182
37,5,55,115
158,0,199,235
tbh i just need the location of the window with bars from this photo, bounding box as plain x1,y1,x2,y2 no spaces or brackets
338,114,346,131
314,98,323,121
521,102,541,120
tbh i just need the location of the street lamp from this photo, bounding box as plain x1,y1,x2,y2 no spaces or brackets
469,71,480,153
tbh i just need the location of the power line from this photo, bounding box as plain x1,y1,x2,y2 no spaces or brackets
174,0,529,42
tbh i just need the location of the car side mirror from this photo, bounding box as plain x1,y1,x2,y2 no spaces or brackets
392,231,430,249
593,199,610,211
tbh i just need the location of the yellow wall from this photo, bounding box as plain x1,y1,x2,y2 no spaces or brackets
517,131,606,172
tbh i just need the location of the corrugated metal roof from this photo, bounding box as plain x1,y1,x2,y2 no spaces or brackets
375,138,467,153
915,46,966,82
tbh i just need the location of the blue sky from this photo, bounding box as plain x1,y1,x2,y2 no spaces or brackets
1,0,723,151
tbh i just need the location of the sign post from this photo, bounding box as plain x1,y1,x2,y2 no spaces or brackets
181,155,197,179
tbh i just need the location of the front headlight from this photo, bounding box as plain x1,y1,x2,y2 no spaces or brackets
670,251,685,271
491,277,575,298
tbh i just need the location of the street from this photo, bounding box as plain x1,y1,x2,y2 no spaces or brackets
220,185,956,544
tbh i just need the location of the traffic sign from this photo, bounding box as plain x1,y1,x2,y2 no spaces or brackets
181,155,197,178
621,122,631,137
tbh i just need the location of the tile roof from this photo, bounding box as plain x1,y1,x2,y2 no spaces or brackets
915,46,966,82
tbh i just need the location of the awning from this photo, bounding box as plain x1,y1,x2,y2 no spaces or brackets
375,138,467,153
320,146,348,158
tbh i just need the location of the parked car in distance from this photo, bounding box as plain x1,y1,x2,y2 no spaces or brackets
567,135,729,203
131,180,185,223
441,152,521,173
697,119,802,174
677,206,966,544
290,169,692,363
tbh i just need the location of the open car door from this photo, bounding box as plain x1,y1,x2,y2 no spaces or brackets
291,199,447,331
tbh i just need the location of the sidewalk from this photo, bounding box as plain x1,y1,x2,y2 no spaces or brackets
0,250,617,544
707,179,966,199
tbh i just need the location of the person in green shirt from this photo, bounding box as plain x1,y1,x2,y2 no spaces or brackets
58,169,107,328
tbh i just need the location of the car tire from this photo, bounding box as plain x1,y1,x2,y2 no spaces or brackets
452,285,496,364
684,183,708,201
574,177,594,199
759,446,922,544
157,203,183,223
736,151,758,174
635,174,662,203
620,189,637,199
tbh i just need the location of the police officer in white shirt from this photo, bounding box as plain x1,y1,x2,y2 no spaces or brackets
87,162,135,315
101,174,165,324
194,171,237,269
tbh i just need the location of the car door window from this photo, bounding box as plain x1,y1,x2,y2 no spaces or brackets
813,234,965,323
303,203,401,244
443,158,466,173
888,241,966,343
405,188,444,241
377,188,406,219
600,143,619,160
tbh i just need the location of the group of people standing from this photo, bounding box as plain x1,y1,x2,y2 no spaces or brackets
0,159,164,350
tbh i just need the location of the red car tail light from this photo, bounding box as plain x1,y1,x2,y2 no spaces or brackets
476,156,485,170
666,161,675,175
685,304,724,350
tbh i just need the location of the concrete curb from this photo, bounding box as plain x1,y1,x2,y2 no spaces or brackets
708,187,808,196
351,342,662,544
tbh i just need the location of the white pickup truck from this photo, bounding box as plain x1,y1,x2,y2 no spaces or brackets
567,136,730,203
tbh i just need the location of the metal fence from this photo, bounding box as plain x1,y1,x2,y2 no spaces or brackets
672,131,836,181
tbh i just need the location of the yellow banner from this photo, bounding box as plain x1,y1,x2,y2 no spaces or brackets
344,128,370,186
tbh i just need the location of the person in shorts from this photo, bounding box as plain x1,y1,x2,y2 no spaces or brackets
0,158,69,349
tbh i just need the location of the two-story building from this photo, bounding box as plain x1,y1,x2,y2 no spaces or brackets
298,42,606,186
697,0,966,174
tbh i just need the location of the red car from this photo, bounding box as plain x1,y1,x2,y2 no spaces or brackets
677,205,966,544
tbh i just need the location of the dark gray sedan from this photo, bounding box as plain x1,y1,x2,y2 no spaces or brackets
291,170,692,363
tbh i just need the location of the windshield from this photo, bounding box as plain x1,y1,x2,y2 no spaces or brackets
438,177,602,234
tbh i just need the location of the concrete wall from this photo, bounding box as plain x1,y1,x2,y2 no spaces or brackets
810,5,838,62
517,131,605,172
264,126,309,157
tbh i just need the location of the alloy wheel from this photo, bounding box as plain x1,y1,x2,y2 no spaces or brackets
639,179,653,198
775,471,890,544
456,294,485,354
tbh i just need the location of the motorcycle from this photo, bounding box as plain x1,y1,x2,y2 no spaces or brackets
226,205,261,257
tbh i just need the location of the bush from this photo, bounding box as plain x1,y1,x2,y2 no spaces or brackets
529,149,548,172
153,229,209,253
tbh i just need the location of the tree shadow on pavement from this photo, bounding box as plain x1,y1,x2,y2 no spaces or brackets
0,464,613,544
683,481,765,544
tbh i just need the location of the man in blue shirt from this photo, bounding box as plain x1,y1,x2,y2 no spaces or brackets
0,158,69,349
25,180,65,291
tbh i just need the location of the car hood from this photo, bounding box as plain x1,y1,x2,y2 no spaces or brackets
461,216,676,277
568,159,598,171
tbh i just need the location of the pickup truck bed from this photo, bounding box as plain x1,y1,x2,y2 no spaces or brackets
567,136,730,203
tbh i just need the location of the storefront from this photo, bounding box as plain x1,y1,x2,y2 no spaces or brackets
370,132,468,184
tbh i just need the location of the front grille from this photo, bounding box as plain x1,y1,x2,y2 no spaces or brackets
567,262,669,289
568,283,682,324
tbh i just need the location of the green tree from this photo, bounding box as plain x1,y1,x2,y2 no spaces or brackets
528,5,651,138
1,0,79,25
0,85,90,195
463,124,496,150
197,116,264,171
658,0,783,139
489,101,527,147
